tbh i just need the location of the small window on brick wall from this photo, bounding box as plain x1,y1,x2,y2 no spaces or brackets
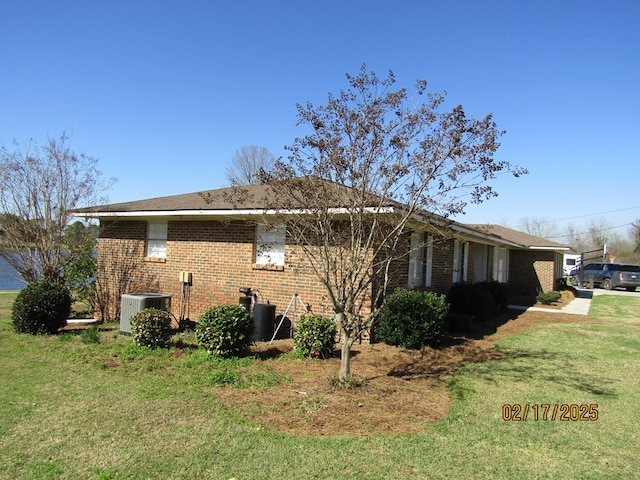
255,223,285,266
146,221,168,258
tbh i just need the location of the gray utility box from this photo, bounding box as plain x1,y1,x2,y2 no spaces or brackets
120,293,172,334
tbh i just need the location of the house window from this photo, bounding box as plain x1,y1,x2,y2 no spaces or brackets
255,223,285,266
472,244,489,283
408,233,433,288
493,247,509,282
146,221,167,258
408,232,424,288
452,240,469,283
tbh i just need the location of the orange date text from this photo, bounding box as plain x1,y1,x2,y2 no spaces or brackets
501,404,598,421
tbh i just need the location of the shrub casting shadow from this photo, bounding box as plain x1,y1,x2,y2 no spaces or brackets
387,341,506,380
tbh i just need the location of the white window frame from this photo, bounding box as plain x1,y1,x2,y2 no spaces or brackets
146,221,168,258
452,240,469,283
408,233,434,288
425,235,433,287
462,242,469,282
452,240,462,283
255,223,286,266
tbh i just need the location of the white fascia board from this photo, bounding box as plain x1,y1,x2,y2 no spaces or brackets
74,206,396,218
409,216,525,249
393,208,525,249
75,209,278,218
444,223,568,251
453,227,522,248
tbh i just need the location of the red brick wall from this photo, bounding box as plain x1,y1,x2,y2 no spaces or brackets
509,250,557,295
96,219,559,324
96,221,159,320
96,219,340,323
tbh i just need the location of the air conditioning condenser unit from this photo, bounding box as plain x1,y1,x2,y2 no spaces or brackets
120,293,172,334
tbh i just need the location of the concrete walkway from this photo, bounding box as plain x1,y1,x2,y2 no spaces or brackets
66,318,98,324
508,288,593,316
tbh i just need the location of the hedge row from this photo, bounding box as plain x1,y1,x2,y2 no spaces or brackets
13,280,511,355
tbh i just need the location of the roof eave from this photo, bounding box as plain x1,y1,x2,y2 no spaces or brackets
529,245,571,252
74,206,396,219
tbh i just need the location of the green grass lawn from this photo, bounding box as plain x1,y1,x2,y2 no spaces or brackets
0,290,638,479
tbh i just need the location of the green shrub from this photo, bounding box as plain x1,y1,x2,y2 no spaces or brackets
293,314,336,359
446,283,494,322
376,288,449,349
130,308,173,349
12,279,72,334
196,305,254,357
537,291,562,305
477,281,510,310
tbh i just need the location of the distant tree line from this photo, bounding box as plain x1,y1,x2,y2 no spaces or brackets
520,215,640,263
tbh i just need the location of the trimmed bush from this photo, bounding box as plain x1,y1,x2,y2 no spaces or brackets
537,291,562,305
446,283,494,322
12,279,72,334
376,288,449,349
477,281,510,310
196,305,254,357
294,314,336,359
130,308,173,349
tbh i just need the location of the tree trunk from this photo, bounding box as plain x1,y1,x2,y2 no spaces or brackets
339,330,353,381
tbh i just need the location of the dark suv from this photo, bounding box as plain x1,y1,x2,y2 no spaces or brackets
579,263,640,291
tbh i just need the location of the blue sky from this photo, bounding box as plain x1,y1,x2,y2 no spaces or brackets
1,0,639,241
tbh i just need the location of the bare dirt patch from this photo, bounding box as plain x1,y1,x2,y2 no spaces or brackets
213,308,583,437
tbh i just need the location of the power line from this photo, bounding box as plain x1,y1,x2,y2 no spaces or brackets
551,206,640,224
547,222,635,241
515,205,640,229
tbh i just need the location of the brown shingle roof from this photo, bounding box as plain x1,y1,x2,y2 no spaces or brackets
75,180,569,251
76,183,277,213
75,178,396,214
465,224,569,249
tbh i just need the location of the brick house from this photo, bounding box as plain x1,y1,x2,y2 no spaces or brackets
75,182,570,324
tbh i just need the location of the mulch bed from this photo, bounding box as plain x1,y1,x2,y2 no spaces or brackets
213,303,582,436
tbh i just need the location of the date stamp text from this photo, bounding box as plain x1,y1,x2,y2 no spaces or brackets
502,404,599,421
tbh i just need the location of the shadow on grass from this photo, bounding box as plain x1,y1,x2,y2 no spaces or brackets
467,348,619,397
387,343,506,380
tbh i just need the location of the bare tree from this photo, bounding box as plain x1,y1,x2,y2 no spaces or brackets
94,234,157,321
565,217,622,261
63,220,99,310
267,65,527,380
0,134,115,283
225,145,276,186
633,219,640,253
564,223,588,254
521,216,559,239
